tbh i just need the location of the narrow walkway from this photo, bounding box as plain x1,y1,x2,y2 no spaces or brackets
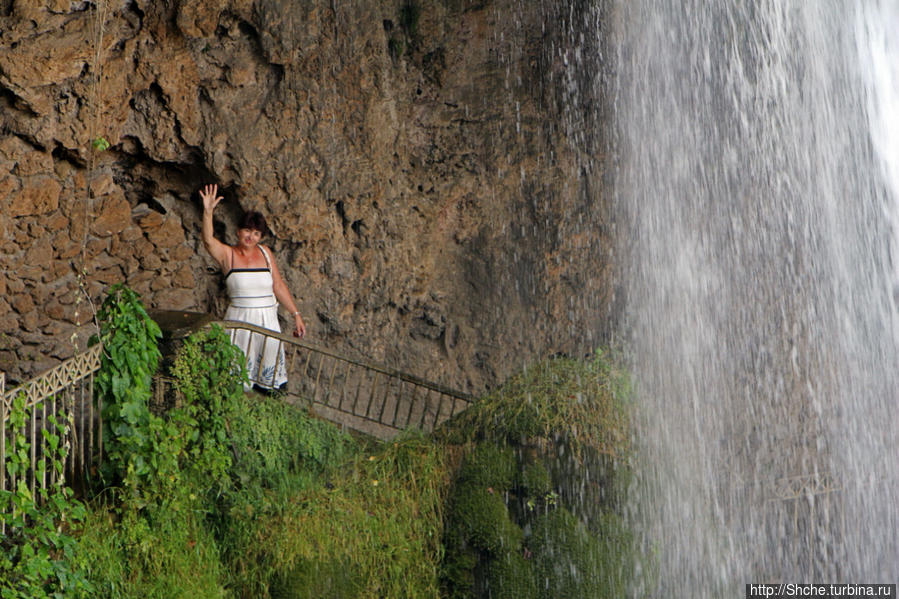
2,310,475,509
152,310,474,440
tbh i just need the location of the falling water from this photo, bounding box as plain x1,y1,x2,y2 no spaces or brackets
611,0,899,591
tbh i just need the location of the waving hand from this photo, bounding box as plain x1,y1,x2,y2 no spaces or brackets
200,183,223,214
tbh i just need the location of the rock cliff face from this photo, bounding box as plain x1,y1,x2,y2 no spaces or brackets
0,0,614,392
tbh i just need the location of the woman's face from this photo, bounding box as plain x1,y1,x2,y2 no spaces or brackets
237,227,262,248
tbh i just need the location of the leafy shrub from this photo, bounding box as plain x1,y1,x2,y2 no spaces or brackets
92,283,165,492
0,394,92,598
170,324,247,490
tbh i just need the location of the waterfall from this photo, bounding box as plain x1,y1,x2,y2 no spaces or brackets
610,0,899,591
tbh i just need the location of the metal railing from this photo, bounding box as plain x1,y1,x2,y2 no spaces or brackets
216,320,474,439
1,344,103,522
0,315,475,521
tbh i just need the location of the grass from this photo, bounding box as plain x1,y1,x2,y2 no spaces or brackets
72,348,634,598
229,433,447,598
438,348,633,461
75,395,449,599
75,493,228,599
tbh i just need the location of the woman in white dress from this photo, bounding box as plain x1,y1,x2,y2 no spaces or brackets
199,183,306,390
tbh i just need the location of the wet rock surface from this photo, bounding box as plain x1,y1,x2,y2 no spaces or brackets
0,0,615,391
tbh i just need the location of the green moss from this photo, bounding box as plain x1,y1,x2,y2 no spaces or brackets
527,508,598,599
441,546,479,599
270,558,362,599
442,444,527,597
527,507,633,599
516,459,552,497
439,348,637,598
448,481,522,555
483,550,538,599
455,443,516,490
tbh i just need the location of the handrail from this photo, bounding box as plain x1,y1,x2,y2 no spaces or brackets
1,344,103,521
0,311,475,508
1,344,103,411
214,320,475,402
211,320,473,439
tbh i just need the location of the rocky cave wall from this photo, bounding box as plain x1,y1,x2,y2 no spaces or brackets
0,0,615,392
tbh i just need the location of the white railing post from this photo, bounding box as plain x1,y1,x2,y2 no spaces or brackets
1,345,103,505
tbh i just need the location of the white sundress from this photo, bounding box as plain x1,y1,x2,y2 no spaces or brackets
224,246,287,389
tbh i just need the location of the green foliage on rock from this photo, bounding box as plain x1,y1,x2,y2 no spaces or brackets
517,459,552,497
439,349,636,599
439,348,632,461
77,287,637,598
527,507,633,599
454,443,516,489
482,550,537,599
91,136,110,152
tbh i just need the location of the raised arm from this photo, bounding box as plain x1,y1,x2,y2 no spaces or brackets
265,245,307,339
199,184,231,271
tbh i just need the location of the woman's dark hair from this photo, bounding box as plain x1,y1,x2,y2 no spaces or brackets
237,211,269,236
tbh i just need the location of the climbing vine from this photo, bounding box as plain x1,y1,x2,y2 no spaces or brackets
170,324,248,490
94,286,251,505
72,0,111,352
0,394,93,598
92,283,166,493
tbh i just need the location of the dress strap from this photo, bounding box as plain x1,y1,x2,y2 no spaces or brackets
258,246,277,305
258,245,272,272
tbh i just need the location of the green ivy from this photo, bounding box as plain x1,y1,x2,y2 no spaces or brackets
92,284,168,496
91,137,110,152
0,394,93,598
170,324,248,490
